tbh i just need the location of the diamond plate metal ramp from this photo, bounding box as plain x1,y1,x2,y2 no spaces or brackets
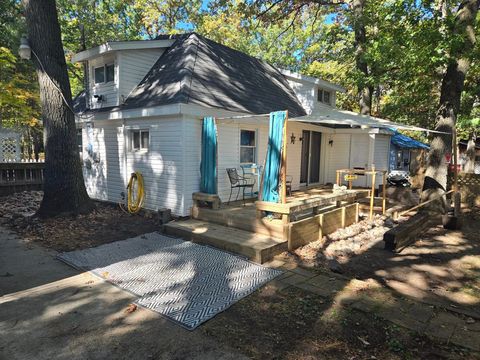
57,232,282,330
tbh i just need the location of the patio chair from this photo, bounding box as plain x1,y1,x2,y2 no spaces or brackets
226,168,255,205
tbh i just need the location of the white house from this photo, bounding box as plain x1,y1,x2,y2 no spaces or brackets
73,32,392,217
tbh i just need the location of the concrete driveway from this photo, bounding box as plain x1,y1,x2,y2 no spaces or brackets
0,227,246,360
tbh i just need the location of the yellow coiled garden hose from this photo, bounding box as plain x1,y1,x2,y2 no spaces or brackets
121,171,145,214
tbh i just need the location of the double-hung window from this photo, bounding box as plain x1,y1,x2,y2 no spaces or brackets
317,89,331,105
240,129,256,164
131,130,149,151
94,63,115,84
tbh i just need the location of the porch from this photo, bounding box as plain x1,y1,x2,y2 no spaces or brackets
165,186,369,263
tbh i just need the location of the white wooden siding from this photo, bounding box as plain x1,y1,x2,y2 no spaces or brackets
349,134,370,187
286,79,337,114
118,49,164,101
373,134,391,186
82,116,188,216
182,117,202,213
215,121,269,202
286,80,316,114
89,54,118,108
80,113,391,216
324,134,351,184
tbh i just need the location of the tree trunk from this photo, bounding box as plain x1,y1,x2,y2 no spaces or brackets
421,0,479,211
22,0,93,217
465,133,477,173
352,0,372,115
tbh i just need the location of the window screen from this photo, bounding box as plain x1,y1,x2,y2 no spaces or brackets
106,63,115,82
131,130,149,151
240,130,256,163
94,66,105,84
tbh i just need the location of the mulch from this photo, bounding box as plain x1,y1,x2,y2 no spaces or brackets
0,191,161,252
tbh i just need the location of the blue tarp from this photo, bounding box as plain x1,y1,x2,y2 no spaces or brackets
391,132,429,149
262,111,287,203
200,117,217,194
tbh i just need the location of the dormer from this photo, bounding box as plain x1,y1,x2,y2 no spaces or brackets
72,39,175,110
280,69,345,114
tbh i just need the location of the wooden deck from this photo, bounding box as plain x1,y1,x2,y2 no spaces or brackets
165,187,370,263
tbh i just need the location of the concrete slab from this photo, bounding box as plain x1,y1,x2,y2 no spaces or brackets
0,227,247,360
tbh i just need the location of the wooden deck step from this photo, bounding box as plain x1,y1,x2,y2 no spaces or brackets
164,219,287,264
192,206,284,239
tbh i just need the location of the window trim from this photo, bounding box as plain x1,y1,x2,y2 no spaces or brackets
93,66,105,85
317,88,331,105
93,62,115,85
130,129,149,152
239,129,257,164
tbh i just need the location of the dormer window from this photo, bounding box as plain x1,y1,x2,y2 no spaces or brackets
317,89,331,105
94,63,115,84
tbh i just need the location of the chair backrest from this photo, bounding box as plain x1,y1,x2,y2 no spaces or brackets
226,168,241,186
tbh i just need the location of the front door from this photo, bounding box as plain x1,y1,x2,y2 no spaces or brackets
300,130,310,184
309,131,322,183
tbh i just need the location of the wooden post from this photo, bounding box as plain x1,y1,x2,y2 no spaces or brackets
370,170,376,220
382,171,386,215
452,124,459,216
280,110,288,204
336,170,340,186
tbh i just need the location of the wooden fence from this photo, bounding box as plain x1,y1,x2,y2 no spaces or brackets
448,172,480,206
0,162,44,196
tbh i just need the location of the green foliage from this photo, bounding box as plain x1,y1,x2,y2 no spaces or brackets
1,0,479,149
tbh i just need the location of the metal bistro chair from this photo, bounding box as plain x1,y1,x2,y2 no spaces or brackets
226,168,255,205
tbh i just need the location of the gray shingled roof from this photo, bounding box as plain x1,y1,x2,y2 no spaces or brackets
75,33,307,117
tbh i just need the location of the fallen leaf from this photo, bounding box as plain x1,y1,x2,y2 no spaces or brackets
125,304,138,314
357,336,370,346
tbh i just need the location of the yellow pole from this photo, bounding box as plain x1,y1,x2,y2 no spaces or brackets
370,170,376,220
382,172,386,215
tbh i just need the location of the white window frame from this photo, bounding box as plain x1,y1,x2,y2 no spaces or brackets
105,63,115,83
239,129,257,164
93,63,115,85
317,89,331,105
130,129,149,152
93,65,105,85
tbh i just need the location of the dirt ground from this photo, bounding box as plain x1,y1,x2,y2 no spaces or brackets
203,283,475,359
1,226,474,360
0,191,160,251
1,191,479,359
287,206,480,319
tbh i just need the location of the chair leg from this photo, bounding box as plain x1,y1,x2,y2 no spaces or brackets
242,186,246,206
235,187,241,202
228,188,233,205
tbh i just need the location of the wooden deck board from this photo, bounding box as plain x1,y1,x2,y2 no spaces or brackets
164,219,287,263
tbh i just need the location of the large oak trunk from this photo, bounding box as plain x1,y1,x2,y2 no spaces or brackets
353,0,372,115
22,0,93,217
421,0,479,211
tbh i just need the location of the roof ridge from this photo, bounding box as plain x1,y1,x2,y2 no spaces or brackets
183,34,201,105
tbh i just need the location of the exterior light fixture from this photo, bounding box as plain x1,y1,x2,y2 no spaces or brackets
18,36,31,60
290,132,296,144
329,139,334,146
